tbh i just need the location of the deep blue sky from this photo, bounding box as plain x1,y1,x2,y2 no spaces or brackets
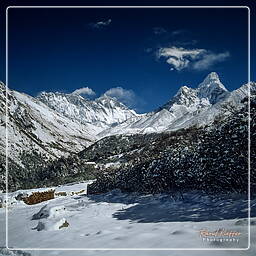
0,1,254,113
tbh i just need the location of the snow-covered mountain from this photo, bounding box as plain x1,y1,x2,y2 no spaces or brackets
37,91,138,132
99,72,252,137
197,71,229,104
0,82,98,166
0,72,253,165
0,73,254,191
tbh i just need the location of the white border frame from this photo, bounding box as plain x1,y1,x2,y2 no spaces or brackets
5,5,251,251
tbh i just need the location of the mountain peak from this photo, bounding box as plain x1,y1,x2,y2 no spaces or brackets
204,72,220,82
161,85,198,111
197,72,228,104
175,85,191,95
37,90,137,129
96,94,122,105
198,72,226,90
96,94,115,101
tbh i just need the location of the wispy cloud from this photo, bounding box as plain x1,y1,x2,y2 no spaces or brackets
151,28,198,48
103,87,136,106
88,19,112,29
171,29,186,36
192,52,230,71
172,40,198,46
156,46,230,71
72,87,96,97
153,27,167,35
153,28,185,36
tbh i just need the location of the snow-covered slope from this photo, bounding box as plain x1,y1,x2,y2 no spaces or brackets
0,181,255,251
0,82,98,165
165,81,254,131
226,82,254,105
99,72,251,137
37,92,138,131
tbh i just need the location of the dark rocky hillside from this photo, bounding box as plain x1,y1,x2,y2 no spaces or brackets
87,96,255,195
0,151,96,191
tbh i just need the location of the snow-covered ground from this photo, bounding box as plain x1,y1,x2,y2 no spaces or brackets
0,181,255,256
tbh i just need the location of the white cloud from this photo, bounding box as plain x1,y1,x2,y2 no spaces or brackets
157,46,230,71
72,87,96,97
89,19,112,29
157,47,205,71
192,52,230,71
103,87,136,106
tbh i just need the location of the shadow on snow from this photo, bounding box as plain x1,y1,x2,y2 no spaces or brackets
85,190,255,223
